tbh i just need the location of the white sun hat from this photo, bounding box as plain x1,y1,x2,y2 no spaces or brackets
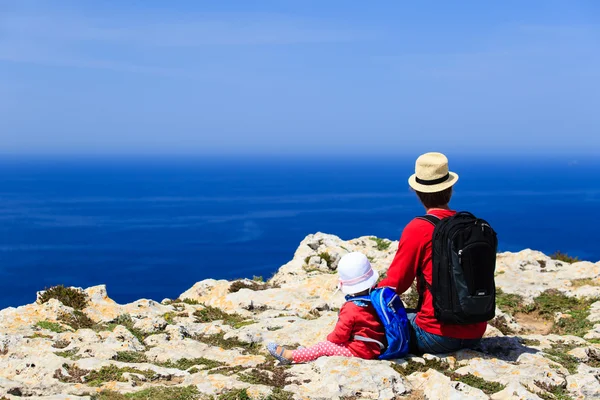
337,252,379,295
408,152,459,193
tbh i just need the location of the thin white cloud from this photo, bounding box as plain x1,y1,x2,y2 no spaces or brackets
0,10,366,74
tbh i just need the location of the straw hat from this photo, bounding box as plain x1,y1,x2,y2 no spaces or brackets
408,152,459,193
337,252,379,295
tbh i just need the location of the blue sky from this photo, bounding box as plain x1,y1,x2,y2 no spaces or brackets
1,1,599,156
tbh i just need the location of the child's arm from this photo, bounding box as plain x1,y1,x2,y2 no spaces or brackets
326,303,354,344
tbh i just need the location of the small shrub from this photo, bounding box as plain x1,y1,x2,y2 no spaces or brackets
229,280,269,293
163,312,176,325
58,310,95,330
370,237,391,251
38,285,89,310
217,388,251,400
391,358,449,376
489,317,515,335
53,363,90,384
400,283,420,310
35,320,65,333
158,357,224,371
193,332,259,354
26,333,53,339
544,343,579,374
113,351,148,363
85,365,155,387
265,388,295,400
551,251,579,263
238,361,293,388
571,278,600,288
534,381,573,400
495,288,526,315
318,252,333,268
108,314,149,343
193,305,246,327
53,339,70,349
56,348,80,360
448,373,505,394
94,385,201,400
252,275,264,282
520,338,541,347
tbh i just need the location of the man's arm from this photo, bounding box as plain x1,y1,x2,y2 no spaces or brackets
378,221,425,293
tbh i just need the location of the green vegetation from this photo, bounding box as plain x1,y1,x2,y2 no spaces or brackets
551,251,579,264
318,252,333,268
534,381,573,400
252,276,264,282
193,332,259,354
571,278,600,288
108,314,150,343
159,357,225,371
26,332,53,339
113,351,148,364
448,373,505,395
267,326,283,331
520,338,541,347
93,386,201,400
370,237,391,251
391,358,450,376
544,343,579,374
55,348,81,360
238,361,292,388
163,312,176,325
495,288,527,315
536,290,596,337
400,283,420,310
54,363,90,384
85,364,156,387
193,305,247,327
52,339,70,349
58,310,95,330
38,285,89,310
488,317,515,336
496,288,597,337
229,280,270,293
216,388,251,400
35,320,66,333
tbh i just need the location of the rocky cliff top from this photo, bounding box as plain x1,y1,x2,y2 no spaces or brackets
2,233,600,400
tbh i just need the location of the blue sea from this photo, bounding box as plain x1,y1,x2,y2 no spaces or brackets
0,155,599,309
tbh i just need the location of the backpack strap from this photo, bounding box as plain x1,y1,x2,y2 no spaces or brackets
417,214,440,226
415,215,440,312
347,294,371,307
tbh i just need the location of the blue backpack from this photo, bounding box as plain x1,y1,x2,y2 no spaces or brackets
350,287,411,359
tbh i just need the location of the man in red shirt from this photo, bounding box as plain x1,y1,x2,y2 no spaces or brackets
379,152,486,354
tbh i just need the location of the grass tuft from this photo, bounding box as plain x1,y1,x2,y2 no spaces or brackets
193,305,247,327
93,385,201,400
448,373,505,394
85,364,156,387
370,237,391,251
193,332,259,354
544,343,579,374
534,381,574,400
35,320,65,333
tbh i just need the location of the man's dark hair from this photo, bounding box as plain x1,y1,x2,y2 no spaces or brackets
415,187,453,209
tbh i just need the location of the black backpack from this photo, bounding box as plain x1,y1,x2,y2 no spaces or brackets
417,211,498,324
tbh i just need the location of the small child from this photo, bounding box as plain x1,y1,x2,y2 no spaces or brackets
267,252,386,364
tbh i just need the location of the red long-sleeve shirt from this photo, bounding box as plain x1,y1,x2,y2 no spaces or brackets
326,301,386,359
378,209,487,339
